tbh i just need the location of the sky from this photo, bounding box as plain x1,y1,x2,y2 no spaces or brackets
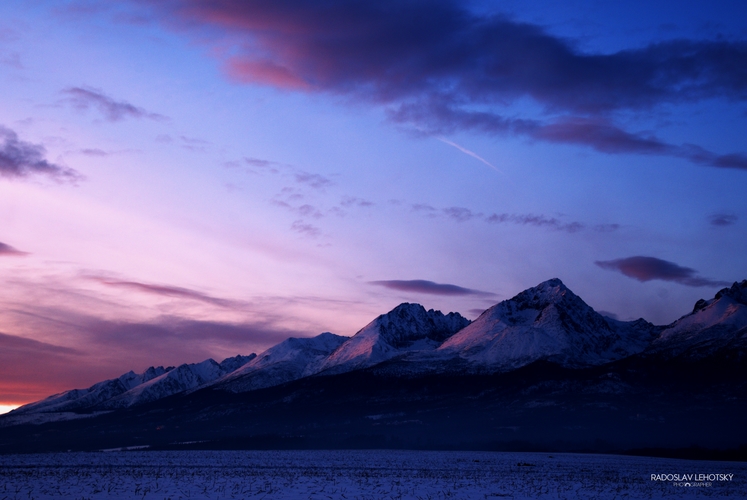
1,0,746,409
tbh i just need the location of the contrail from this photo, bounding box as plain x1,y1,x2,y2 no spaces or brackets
437,137,503,174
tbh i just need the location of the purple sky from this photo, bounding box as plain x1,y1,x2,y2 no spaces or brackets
1,0,745,407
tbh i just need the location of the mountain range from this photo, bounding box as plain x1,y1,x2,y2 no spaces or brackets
2,278,746,455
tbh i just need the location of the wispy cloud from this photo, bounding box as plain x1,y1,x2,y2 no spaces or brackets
79,148,109,157
0,126,81,181
135,0,747,170
90,277,242,308
272,199,324,219
486,213,585,233
443,207,481,222
340,196,374,208
294,171,333,189
595,256,730,287
370,279,496,297
0,242,28,256
62,86,166,122
290,220,321,238
408,202,605,234
244,157,282,173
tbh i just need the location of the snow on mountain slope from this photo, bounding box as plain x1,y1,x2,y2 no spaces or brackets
12,366,172,414
319,303,470,374
438,279,658,370
213,332,347,393
647,280,747,359
101,355,255,408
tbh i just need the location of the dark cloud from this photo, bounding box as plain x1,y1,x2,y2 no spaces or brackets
0,126,80,181
709,212,738,227
594,223,621,232
408,200,614,233
340,196,374,208
468,308,488,317
245,157,279,168
90,277,241,308
411,203,437,213
135,0,747,169
179,135,209,151
370,279,496,297
486,213,585,233
62,86,166,122
290,220,321,238
272,200,324,219
294,171,333,189
0,242,28,256
79,148,109,156
443,207,480,222
595,256,730,287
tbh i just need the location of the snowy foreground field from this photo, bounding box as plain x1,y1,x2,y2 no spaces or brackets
1,450,745,499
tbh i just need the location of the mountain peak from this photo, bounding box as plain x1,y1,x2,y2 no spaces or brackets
507,278,577,309
715,279,747,304
319,303,469,373
375,303,470,346
438,278,657,370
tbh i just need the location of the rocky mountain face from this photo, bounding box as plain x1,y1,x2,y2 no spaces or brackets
4,278,746,454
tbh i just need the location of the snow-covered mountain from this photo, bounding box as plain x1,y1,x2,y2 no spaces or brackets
318,303,470,374
10,355,255,417
8,278,747,423
13,366,173,414
214,333,347,393
99,355,256,408
436,279,659,370
645,279,747,360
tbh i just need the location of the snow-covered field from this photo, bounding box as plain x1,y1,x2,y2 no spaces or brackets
0,450,744,499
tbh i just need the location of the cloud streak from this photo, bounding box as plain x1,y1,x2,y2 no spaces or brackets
0,126,80,181
437,137,502,174
370,279,496,297
486,212,585,233
595,256,730,287
0,242,28,256
135,0,747,170
63,86,166,122
90,277,242,308
410,202,606,233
